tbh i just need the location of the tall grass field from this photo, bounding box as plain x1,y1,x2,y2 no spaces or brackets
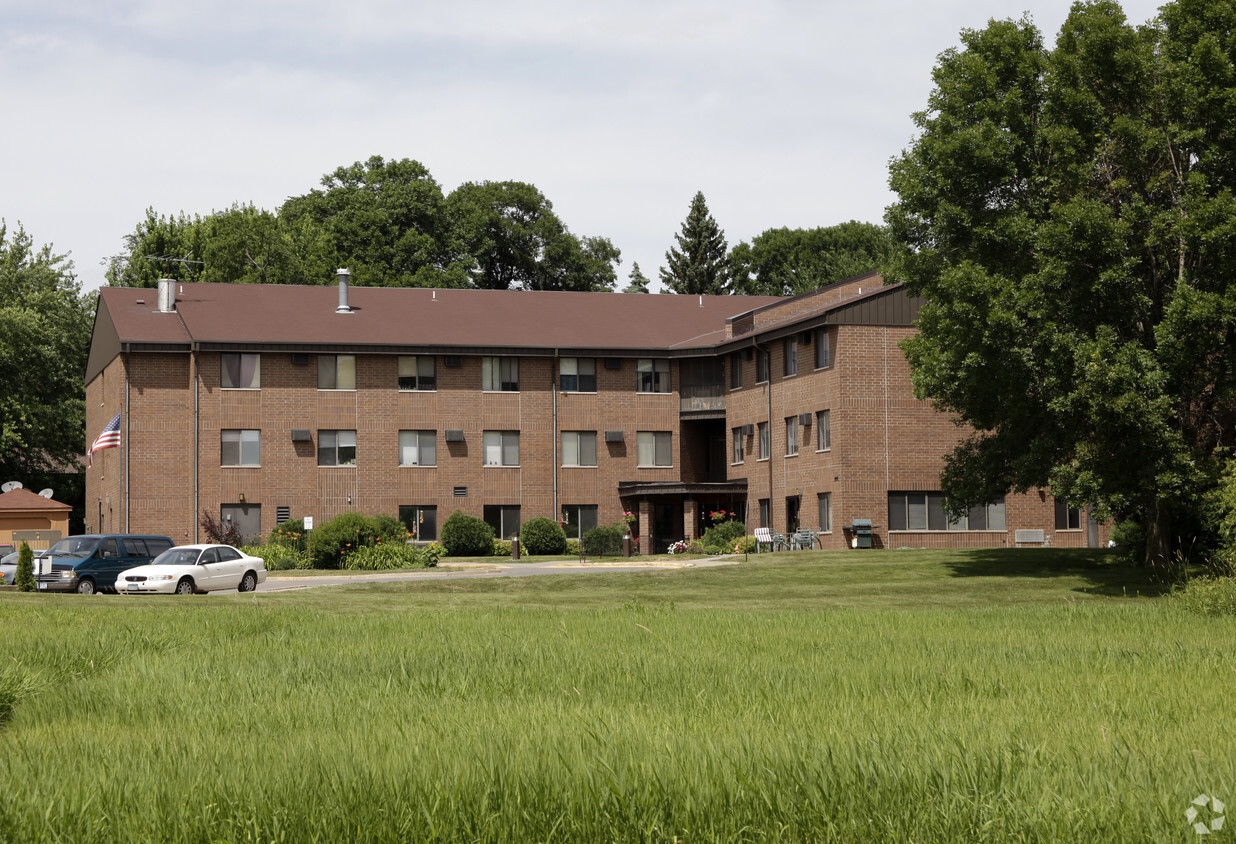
0,549,1231,842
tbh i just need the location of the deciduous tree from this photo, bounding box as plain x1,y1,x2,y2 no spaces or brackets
886,0,1236,565
729,222,898,296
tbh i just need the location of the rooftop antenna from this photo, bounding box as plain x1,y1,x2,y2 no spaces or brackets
1,481,22,493
145,254,204,281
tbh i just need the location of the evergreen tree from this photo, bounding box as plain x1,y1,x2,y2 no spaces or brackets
15,542,35,591
660,192,729,295
623,262,651,293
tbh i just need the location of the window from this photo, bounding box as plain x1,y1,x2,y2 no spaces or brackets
398,430,437,466
318,355,355,390
483,505,521,539
398,356,435,391
818,492,832,532
785,417,799,456
483,357,519,391
1055,500,1082,530
784,338,798,377
636,358,670,393
221,353,260,389
562,431,597,467
730,352,743,389
636,431,672,467
732,427,744,464
758,421,770,460
816,410,831,451
757,349,770,383
560,358,597,392
887,493,1006,531
483,430,520,466
318,430,357,466
815,328,835,369
759,499,770,528
562,504,598,541
221,429,260,467
399,505,438,541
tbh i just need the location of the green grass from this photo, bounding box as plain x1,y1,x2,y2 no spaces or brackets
0,549,1229,842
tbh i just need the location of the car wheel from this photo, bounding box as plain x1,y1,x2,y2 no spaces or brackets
76,578,96,595
175,578,195,595
238,572,257,593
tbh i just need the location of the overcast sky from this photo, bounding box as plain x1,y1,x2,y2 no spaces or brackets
3,0,1166,293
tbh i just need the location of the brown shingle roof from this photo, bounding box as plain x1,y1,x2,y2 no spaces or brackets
0,488,72,511
100,284,787,352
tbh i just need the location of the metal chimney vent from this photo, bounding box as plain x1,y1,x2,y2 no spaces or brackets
335,268,353,314
157,279,176,312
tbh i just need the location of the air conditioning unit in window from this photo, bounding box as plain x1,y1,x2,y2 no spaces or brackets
291,429,312,442
798,413,813,426
444,355,462,367
604,358,623,370
291,353,310,365
445,429,465,442
741,424,755,436
604,430,624,443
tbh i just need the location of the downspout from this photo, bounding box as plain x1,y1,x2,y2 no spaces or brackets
124,370,130,533
193,346,200,542
755,339,774,529
552,350,559,522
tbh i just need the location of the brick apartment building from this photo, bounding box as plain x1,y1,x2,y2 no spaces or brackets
84,272,1102,552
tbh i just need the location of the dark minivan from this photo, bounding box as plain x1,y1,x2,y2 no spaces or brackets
34,535,175,594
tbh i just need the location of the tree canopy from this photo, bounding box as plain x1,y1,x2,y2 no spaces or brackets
660,192,729,295
623,262,651,293
728,222,899,296
107,156,620,292
886,0,1236,564
0,222,92,487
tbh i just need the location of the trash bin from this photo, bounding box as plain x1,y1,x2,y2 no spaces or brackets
850,519,873,549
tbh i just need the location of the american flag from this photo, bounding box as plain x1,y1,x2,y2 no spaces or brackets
89,413,121,466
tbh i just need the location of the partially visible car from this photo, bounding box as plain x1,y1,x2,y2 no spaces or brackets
0,543,15,559
117,544,267,595
33,535,175,594
1,548,47,584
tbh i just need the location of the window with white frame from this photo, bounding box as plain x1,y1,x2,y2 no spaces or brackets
318,355,356,390
784,338,798,376
887,493,1006,531
399,505,438,541
482,357,519,391
317,430,356,466
221,353,260,389
398,430,436,466
398,356,435,391
1055,500,1082,529
483,505,521,539
758,421,770,460
562,431,597,467
220,429,260,466
636,358,670,393
732,427,744,464
818,492,832,532
816,410,831,451
483,430,520,466
815,328,835,369
560,358,597,392
636,431,672,466
785,416,799,456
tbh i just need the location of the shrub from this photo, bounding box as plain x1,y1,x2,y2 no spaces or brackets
493,539,512,556
243,543,310,571
424,542,446,561
1109,519,1145,565
343,543,437,570
668,538,705,555
583,523,624,556
566,538,582,556
520,517,567,555
703,520,746,554
733,535,759,554
200,510,242,547
268,519,306,551
15,542,35,591
307,512,405,569
441,511,495,557
1172,576,1236,616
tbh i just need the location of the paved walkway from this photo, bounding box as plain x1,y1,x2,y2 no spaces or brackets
253,555,742,593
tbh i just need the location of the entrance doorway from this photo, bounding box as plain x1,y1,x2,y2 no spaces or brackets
652,502,683,554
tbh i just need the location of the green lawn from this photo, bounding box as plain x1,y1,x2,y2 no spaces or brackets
0,549,1228,842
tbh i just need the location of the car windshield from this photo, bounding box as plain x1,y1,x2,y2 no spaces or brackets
47,537,100,557
150,548,203,566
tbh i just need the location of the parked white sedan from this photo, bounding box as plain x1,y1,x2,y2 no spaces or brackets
117,544,267,595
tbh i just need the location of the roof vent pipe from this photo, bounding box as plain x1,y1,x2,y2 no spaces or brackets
335,268,353,314
157,279,176,312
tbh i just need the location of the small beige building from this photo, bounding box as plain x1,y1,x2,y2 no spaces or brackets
0,487,71,552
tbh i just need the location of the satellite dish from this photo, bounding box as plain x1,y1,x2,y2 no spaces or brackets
38,488,54,499
1,481,22,493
